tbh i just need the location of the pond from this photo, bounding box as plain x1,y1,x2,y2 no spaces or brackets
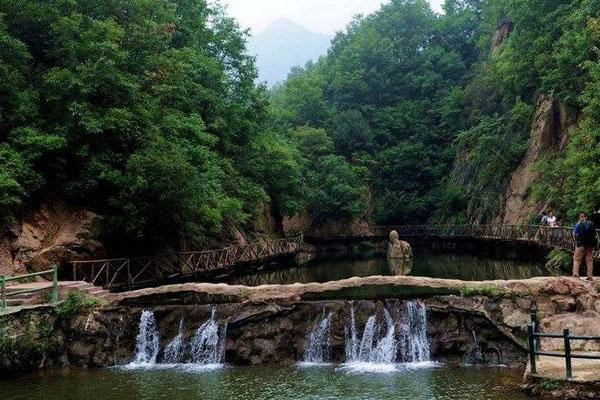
227,251,549,286
0,364,537,400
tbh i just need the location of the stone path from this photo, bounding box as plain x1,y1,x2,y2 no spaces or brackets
531,355,600,382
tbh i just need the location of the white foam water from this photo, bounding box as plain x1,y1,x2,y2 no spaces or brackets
130,310,160,367
163,319,185,364
125,307,227,370
399,301,430,363
191,307,227,365
343,301,432,372
301,312,333,365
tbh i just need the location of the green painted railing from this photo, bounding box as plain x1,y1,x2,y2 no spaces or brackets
0,266,58,311
528,306,600,380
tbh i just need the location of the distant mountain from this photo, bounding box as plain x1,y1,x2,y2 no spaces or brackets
248,18,333,87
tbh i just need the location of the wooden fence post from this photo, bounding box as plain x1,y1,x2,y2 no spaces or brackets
564,329,573,380
528,324,537,375
51,266,59,304
0,275,5,311
530,306,540,357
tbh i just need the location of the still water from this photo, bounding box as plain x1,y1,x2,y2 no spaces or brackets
229,252,548,286
1,365,535,400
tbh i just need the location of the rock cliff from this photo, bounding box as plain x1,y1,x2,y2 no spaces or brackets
496,95,579,224
0,203,102,276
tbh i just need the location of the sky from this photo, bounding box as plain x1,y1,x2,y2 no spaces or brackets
219,0,445,35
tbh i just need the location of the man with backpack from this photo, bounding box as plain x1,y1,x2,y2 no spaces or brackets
573,213,598,280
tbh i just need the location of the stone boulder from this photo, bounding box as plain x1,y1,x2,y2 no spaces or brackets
387,230,412,259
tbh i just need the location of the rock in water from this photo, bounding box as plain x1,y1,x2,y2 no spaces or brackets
387,230,412,260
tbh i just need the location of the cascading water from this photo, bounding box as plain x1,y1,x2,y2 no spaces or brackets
344,301,431,370
302,312,333,364
163,319,185,364
127,307,227,369
190,307,227,365
346,309,396,364
399,301,430,363
464,330,484,365
131,310,160,366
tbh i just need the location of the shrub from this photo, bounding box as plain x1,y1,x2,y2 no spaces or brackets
54,291,100,317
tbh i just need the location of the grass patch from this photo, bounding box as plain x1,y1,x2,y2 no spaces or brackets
54,291,100,317
539,378,562,391
460,284,504,297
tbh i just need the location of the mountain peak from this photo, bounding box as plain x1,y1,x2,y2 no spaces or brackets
249,19,333,87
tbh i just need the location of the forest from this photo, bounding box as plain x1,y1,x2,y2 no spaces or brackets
1,0,599,253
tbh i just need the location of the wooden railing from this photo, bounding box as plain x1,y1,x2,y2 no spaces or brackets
370,225,600,257
0,267,58,312
70,235,304,291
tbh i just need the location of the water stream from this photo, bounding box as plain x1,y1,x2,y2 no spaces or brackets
302,312,333,364
343,301,432,371
128,307,227,368
163,319,185,364
131,310,160,366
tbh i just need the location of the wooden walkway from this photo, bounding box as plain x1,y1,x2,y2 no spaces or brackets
70,236,303,291
311,224,599,259
70,224,598,292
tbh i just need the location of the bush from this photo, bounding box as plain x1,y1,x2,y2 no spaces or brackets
545,249,572,275
54,291,100,317
539,379,562,391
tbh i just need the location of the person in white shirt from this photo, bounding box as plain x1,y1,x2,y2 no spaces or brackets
547,213,557,228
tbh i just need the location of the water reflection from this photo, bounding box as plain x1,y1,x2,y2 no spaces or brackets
228,252,548,286
0,365,537,400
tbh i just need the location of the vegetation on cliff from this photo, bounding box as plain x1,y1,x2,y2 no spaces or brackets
271,0,600,224
0,0,303,252
1,0,599,254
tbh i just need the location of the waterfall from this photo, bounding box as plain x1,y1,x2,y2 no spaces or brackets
190,307,227,365
465,330,488,365
344,301,430,368
399,301,430,362
131,310,160,365
302,312,333,364
126,307,227,369
371,309,397,363
345,306,359,362
163,319,185,364
345,307,397,364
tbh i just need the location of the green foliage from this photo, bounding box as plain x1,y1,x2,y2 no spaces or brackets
271,0,600,227
545,249,572,274
2,0,600,246
54,291,100,317
461,284,504,297
539,379,563,391
0,315,53,373
270,0,483,225
0,0,302,251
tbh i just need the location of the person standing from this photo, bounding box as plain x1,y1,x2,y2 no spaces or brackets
547,212,557,228
573,213,598,280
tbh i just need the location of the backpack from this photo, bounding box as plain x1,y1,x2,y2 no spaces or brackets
576,221,598,248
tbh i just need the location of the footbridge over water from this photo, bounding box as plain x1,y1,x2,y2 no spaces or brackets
68,225,599,292
307,224,600,259
69,236,303,292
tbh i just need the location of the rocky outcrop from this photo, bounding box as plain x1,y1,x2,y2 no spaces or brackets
0,203,102,276
283,189,374,237
491,20,514,51
4,276,600,376
497,95,579,225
